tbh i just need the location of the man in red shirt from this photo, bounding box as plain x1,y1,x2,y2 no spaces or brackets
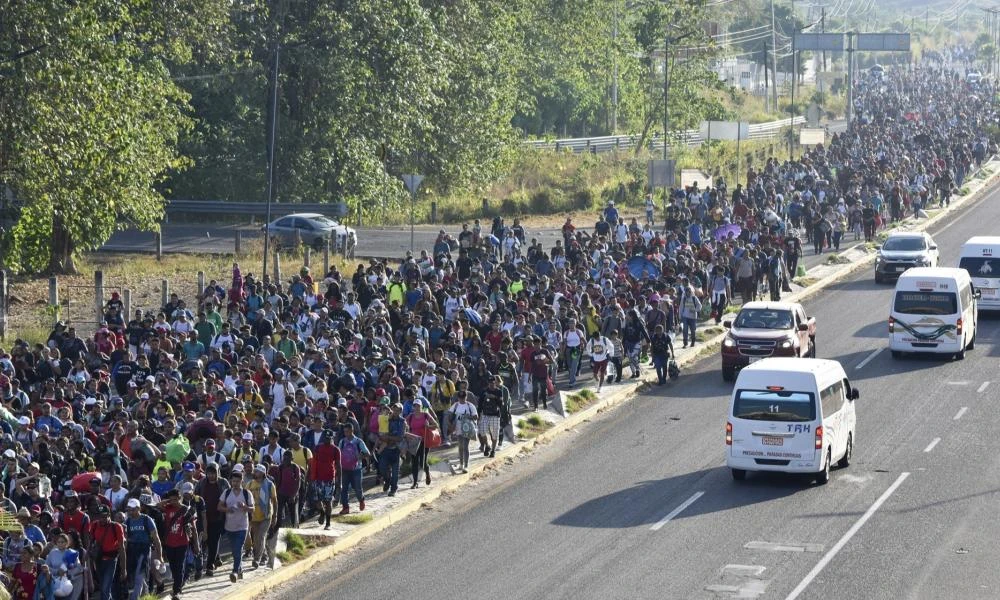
160,489,194,600
89,505,125,600
58,491,91,542
308,430,340,530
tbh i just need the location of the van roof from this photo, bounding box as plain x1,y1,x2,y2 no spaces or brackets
884,232,926,240
962,236,1000,246
740,301,799,311
896,266,969,281
740,357,842,374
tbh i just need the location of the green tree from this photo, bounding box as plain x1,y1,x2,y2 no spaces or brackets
0,0,210,274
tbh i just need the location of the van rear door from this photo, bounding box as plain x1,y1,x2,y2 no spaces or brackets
730,388,818,464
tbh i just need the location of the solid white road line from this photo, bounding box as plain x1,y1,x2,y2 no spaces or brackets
924,438,941,453
784,472,910,600
854,348,883,370
953,407,968,421
650,491,705,531
978,382,991,394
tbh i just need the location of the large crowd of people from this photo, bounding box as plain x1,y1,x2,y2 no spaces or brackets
0,51,994,600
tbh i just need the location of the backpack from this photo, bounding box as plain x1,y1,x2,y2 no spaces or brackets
222,488,251,506
339,438,362,470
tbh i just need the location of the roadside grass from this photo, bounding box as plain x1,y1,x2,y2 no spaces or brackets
564,388,599,414
517,414,553,439
331,513,373,525
426,455,443,467
695,326,724,342
276,532,327,564
824,253,850,265
793,276,820,288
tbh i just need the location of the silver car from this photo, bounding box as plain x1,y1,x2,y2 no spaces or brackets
263,212,355,251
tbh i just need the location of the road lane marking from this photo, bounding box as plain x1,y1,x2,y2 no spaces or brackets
784,472,910,600
924,438,941,453
978,382,991,393
953,407,968,421
946,381,970,385
745,541,824,553
855,348,883,370
722,565,767,577
650,491,705,531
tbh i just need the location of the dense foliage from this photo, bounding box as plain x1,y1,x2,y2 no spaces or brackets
1,0,726,273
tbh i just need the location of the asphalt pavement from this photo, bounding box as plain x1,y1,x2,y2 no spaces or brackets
265,179,1000,599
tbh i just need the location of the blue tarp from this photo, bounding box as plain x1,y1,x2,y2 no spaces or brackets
626,256,660,279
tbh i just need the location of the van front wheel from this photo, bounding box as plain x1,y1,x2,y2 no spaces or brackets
816,450,831,485
731,468,747,481
955,345,966,360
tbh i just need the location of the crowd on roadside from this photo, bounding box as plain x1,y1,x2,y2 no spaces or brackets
0,51,994,600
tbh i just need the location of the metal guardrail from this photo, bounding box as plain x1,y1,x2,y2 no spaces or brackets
524,117,807,153
164,200,341,217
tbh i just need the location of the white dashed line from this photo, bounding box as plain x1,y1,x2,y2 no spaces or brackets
946,381,970,386
650,491,705,531
855,348,883,370
953,407,968,421
785,473,910,600
924,438,941,453
978,382,991,393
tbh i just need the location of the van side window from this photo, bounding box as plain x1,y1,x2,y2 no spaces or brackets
960,284,972,309
820,382,845,417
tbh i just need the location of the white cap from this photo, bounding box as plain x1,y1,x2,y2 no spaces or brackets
17,416,29,426
126,498,141,509
3,449,15,459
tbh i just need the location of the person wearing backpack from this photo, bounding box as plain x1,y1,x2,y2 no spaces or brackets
124,498,161,600
649,325,675,385
219,468,254,584
338,423,371,515
245,464,276,570
766,249,784,301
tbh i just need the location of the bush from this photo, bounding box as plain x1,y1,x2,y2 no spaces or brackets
530,189,558,214
572,188,595,211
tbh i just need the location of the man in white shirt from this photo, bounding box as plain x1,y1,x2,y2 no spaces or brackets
585,331,612,391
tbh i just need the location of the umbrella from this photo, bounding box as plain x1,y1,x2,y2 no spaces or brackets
462,307,483,326
186,419,218,443
714,223,742,241
626,256,660,280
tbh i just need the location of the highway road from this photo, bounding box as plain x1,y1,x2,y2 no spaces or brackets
267,180,1000,599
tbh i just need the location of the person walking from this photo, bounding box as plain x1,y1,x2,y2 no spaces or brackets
273,452,303,528
404,404,436,489
478,377,506,458
88,505,125,600
220,469,254,583
308,430,339,530
194,463,229,577
124,499,161,600
584,330,612,391
678,278,702,349
338,423,370,515
379,403,407,497
159,489,194,600
649,325,674,385
246,464,276,569
448,391,479,473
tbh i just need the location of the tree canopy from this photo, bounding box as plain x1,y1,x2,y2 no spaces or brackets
1,0,729,273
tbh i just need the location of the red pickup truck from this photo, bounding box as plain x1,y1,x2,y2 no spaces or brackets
720,301,817,381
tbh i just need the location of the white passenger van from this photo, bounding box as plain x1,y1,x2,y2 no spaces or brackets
726,358,858,485
957,236,1000,311
889,267,979,360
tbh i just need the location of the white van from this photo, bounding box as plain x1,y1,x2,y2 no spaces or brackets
889,267,979,360
726,358,858,485
958,236,1000,311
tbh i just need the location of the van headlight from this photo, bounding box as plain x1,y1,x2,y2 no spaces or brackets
723,335,736,348
916,255,931,266
779,338,794,349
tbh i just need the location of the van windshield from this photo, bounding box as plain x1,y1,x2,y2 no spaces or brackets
733,390,816,422
893,291,958,315
959,257,998,278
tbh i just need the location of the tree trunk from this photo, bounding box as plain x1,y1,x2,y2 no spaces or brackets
48,214,78,275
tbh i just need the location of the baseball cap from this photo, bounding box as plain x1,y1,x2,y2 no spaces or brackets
253,464,266,474
205,439,216,447
126,498,141,509
179,482,195,495
242,433,253,441
182,462,195,472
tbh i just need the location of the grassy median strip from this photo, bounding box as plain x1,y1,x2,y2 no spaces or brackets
517,414,553,439
275,532,325,564
564,389,599,414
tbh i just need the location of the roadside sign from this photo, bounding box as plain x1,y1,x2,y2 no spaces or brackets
793,33,845,51
402,174,424,195
855,33,910,52
647,160,675,188
800,128,826,145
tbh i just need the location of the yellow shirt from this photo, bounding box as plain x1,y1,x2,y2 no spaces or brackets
247,479,265,522
288,446,312,470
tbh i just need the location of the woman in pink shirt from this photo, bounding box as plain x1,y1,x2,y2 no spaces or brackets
404,404,438,489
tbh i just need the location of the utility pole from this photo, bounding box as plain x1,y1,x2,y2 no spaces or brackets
846,31,855,124
763,40,770,113
263,43,280,281
821,6,827,72
770,0,779,110
790,31,796,158
612,0,619,133
663,30,669,160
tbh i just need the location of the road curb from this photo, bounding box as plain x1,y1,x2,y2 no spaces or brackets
224,160,1000,600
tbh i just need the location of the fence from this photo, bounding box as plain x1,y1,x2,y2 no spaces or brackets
522,117,806,154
